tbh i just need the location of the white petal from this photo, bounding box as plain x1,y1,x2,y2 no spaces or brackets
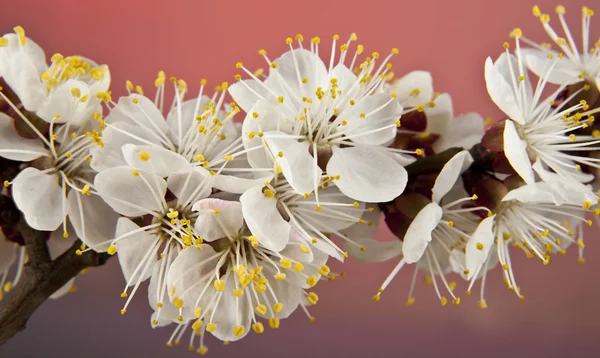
192,199,244,241
166,245,219,301
122,144,190,178
212,172,274,194
345,237,403,263
240,186,291,252
0,113,47,161
228,79,277,113
0,41,46,111
391,71,433,107
326,146,407,203
264,131,322,195
424,93,453,135
293,186,362,232
331,64,360,101
148,260,179,326
209,277,252,342
432,150,473,203
49,278,75,300
167,168,212,204
36,79,91,125
94,166,167,217
90,121,159,172
531,159,597,204
523,49,581,85
503,120,535,184
241,100,291,169
433,112,485,152
115,217,158,285
341,93,401,145
485,56,526,124
11,168,63,231
104,94,169,133
67,191,120,252
263,266,301,319
165,97,209,147
465,215,496,279
501,183,561,204
271,48,329,99
402,202,443,264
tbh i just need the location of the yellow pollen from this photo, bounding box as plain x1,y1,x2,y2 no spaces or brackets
107,245,117,255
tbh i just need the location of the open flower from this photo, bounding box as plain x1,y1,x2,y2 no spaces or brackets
91,76,272,194
370,151,488,305
164,198,327,351
520,5,599,87
464,178,594,306
0,26,110,126
485,35,600,186
92,163,216,314
240,176,371,261
229,34,412,202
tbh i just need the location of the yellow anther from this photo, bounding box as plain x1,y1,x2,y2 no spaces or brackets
280,259,292,269
213,279,225,291
273,303,284,313
13,26,26,45
440,297,448,306
503,42,510,49
233,325,245,337
277,96,284,103
372,295,381,302
252,322,264,334
255,304,267,315
269,318,280,329
306,275,318,287
299,245,311,253
476,242,484,251
120,309,127,315
197,346,208,355
453,297,461,305
206,323,216,332
540,13,550,23
263,189,275,198
107,245,117,255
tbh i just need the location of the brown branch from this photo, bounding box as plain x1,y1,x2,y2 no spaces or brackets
0,222,112,346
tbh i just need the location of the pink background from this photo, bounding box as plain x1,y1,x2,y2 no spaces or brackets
2,0,600,357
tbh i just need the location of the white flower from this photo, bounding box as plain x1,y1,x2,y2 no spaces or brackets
370,151,485,305
91,76,272,194
229,34,412,203
0,26,110,126
93,164,214,314
485,36,600,187
520,6,599,87
464,181,594,306
164,199,327,351
0,111,118,243
240,176,371,261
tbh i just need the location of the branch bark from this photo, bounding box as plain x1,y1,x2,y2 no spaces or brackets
0,221,112,346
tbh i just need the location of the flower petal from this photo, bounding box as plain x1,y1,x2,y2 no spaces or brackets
424,93,453,135
121,144,191,178
391,71,433,107
67,190,120,252
94,166,167,217
11,168,63,231
165,97,209,147
240,186,291,252
433,112,485,153
341,93,401,145
36,79,92,125
0,113,47,161
485,56,526,124
262,265,302,319
105,94,169,134
115,217,158,285
228,79,277,113
192,199,244,242
326,146,407,203
523,49,581,85
465,215,496,279
270,48,328,100
503,120,535,184
432,150,473,203
167,168,212,204
402,202,443,264
209,276,252,342
264,131,322,195
241,99,291,169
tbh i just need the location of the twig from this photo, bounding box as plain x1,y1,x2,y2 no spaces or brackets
0,221,112,346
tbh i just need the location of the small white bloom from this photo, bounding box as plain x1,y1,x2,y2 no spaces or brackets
485,36,600,187
0,27,110,126
372,151,484,305
164,199,327,349
433,112,486,153
520,6,599,87
465,182,594,306
93,165,214,314
91,77,271,193
240,177,371,261
229,34,412,203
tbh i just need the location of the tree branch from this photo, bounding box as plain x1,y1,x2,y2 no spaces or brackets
0,223,112,346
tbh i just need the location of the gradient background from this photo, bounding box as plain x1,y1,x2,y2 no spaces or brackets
1,0,600,357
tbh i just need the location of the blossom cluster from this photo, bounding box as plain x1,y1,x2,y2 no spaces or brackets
0,4,599,353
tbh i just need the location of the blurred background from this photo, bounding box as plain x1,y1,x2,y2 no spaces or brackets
1,0,599,357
